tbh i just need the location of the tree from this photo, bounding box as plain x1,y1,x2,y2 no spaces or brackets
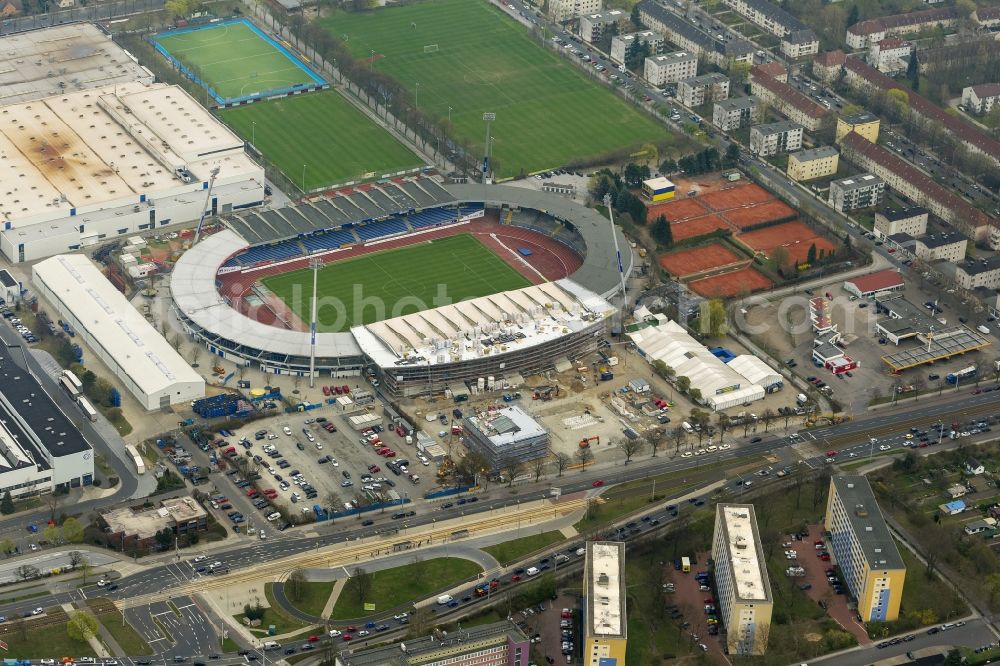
716,413,731,444
0,538,15,556
0,492,13,515
43,524,61,546
575,446,594,471
243,601,265,622
286,570,307,603
806,243,817,265
353,567,373,604
501,457,523,487
770,246,792,273
555,452,571,477
688,388,702,403
62,517,84,544
651,214,673,247
617,436,645,464
644,429,663,457
762,409,776,432
669,426,687,455
651,360,675,381
66,611,99,642
846,3,859,27
676,376,691,394
155,528,173,550
906,51,919,91
724,143,741,167
16,564,39,581
531,457,547,482
706,299,727,338
630,2,643,28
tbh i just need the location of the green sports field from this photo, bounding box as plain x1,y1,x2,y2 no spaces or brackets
220,91,423,189
153,21,318,101
262,234,531,332
320,0,667,178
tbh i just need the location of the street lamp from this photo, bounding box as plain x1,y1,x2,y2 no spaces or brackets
416,82,420,109
448,106,453,123
308,258,324,388
251,121,256,147
302,164,307,194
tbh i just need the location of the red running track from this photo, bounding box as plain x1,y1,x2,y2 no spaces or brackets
216,215,583,327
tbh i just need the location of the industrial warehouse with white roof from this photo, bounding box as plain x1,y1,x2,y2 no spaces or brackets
32,254,205,410
0,79,264,263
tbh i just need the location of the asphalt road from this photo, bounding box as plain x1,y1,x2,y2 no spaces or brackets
812,619,994,666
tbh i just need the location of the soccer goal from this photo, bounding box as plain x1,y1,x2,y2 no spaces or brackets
423,44,439,53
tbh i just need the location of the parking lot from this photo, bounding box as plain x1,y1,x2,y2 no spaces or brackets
213,399,434,532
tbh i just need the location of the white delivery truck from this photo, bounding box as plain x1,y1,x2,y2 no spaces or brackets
437,595,454,605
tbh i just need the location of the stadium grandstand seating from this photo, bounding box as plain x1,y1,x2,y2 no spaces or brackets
356,217,410,241
301,228,357,254
224,241,304,267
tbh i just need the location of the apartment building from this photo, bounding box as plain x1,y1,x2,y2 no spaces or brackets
584,542,627,666
842,56,1000,166
787,146,839,181
579,9,627,43
813,49,847,83
750,72,829,131
721,0,818,58
835,111,880,144
828,173,885,212
678,72,730,107
749,121,803,156
336,621,530,666
611,30,665,66
751,61,788,83
953,256,1000,290
873,206,928,240
846,7,958,49
712,504,773,656
974,6,1000,29
912,231,967,263
962,83,1000,115
638,1,754,67
839,131,993,244
868,37,911,74
548,0,603,22
643,50,697,86
713,97,758,131
825,476,906,622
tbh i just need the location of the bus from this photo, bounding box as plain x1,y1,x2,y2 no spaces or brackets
946,366,976,384
78,397,98,422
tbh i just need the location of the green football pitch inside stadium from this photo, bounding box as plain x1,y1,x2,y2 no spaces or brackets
321,0,667,178
220,91,424,188
154,21,315,100
262,234,532,332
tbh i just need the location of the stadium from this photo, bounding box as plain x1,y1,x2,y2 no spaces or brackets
171,179,630,398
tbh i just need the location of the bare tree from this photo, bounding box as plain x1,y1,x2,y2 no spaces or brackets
716,413,731,443
669,426,686,456
644,429,663,457
575,447,594,471
617,436,645,464
190,345,202,367
530,457,547,482
555,452,571,477
762,408,776,432
16,564,39,581
353,567,372,603
286,570,307,603
501,457,523,487
68,551,85,569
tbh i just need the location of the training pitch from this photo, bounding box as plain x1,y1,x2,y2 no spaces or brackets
153,19,323,103
321,0,666,178
262,234,532,332
220,91,423,189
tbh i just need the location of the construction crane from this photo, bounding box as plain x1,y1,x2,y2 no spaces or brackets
193,165,222,245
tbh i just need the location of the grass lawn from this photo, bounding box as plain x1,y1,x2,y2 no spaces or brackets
235,583,312,635
331,558,483,620
220,91,423,189
321,0,668,178
482,531,564,565
87,599,154,656
0,611,97,659
284,581,336,618
263,233,530,331
154,20,320,101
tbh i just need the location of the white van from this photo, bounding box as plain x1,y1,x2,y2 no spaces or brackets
526,566,540,576
682,421,694,433
437,595,454,605
264,642,281,651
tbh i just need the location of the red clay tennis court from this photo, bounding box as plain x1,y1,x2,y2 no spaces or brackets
688,267,773,298
739,221,838,264
659,243,743,277
647,197,709,222
723,200,796,229
699,183,774,211
671,214,731,242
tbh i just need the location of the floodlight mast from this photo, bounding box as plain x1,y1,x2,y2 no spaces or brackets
482,112,495,183
308,258,324,388
193,165,221,245
604,193,629,332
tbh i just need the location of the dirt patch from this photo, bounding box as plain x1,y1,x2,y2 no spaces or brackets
688,266,773,298
737,221,838,264
723,200,797,229
659,243,744,278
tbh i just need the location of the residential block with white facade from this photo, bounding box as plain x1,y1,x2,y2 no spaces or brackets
963,84,1000,115
828,173,886,211
678,72,730,107
713,97,759,131
749,121,803,156
578,9,626,43
611,30,664,66
548,0,602,22
643,50,697,86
